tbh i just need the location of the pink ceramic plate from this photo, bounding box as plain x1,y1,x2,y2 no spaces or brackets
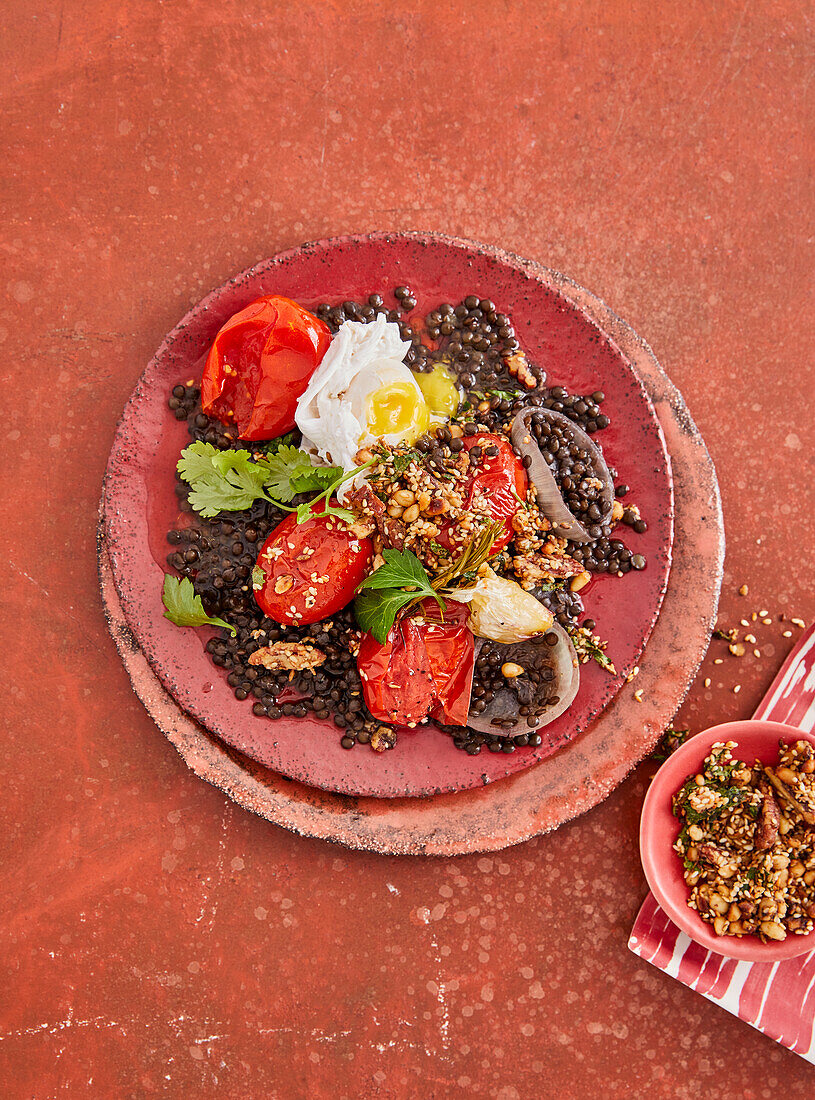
103,232,673,798
98,245,721,854
640,720,815,962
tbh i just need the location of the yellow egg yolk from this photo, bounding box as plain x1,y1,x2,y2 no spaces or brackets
366,381,430,444
412,363,461,418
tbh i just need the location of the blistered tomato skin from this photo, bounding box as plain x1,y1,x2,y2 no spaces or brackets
357,600,474,727
254,512,373,626
201,296,332,441
436,433,528,555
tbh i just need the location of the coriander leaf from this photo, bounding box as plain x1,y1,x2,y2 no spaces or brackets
186,475,263,518
177,440,222,481
211,449,271,494
251,565,266,590
297,501,356,525
178,442,270,517
262,445,342,502
353,589,419,645
162,575,236,635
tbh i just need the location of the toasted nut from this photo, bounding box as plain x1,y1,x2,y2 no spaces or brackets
448,423,463,438
803,758,815,774
738,584,749,596
612,500,625,522
417,490,432,511
759,920,787,941
729,642,746,657
804,869,815,886
426,498,449,516
686,845,699,861
727,904,741,922
402,504,420,523
355,448,374,464
713,916,729,936
688,824,704,841
709,893,728,915
772,853,790,870
387,504,404,519
570,570,592,593
393,489,415,507
501,662,525,679
273,574,294,594
370,725,397,753
776,766,797,784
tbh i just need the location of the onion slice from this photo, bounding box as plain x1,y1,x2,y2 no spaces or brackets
510,408,614,543
466,622,580,734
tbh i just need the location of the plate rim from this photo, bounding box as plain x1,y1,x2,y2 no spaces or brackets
99,231,723,854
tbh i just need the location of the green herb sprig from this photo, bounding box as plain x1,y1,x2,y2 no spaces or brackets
353,522,503,643
176,440,372,525
161,575,236,635
354,550,444,643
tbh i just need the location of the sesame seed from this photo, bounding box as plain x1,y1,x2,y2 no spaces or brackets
733,684,741,694
704,677,711,688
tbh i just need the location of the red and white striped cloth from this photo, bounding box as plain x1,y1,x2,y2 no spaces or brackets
629,624,815,1062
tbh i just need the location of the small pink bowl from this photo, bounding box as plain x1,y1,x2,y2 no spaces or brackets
640,719,815,961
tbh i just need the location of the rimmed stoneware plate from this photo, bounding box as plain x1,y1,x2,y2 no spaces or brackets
103,233,675,799
100,232,723,853
640,720,815,962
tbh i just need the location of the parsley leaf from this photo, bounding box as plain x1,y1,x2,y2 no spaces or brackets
354,588,423,644
161,575,236,635
354,549,444,643
357,548,442,597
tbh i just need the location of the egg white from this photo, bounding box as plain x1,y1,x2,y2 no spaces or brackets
295,316,427,495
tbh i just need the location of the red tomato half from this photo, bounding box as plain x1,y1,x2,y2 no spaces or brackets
436,433,528,555
254,512,373,626
201,295,332,441
357,600,474,727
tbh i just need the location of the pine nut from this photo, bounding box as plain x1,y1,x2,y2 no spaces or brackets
570,571,592,593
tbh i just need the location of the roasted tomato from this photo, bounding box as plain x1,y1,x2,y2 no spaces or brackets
201,296,332,441
254,512,373,626
357,600,474,727
436,433,528,555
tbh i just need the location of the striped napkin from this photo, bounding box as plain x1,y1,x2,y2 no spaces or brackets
629,624,815,1062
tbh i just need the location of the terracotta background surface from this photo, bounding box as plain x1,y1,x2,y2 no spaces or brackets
2,2,813,1097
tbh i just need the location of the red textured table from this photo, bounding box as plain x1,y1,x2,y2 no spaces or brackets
2,3,813,1097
